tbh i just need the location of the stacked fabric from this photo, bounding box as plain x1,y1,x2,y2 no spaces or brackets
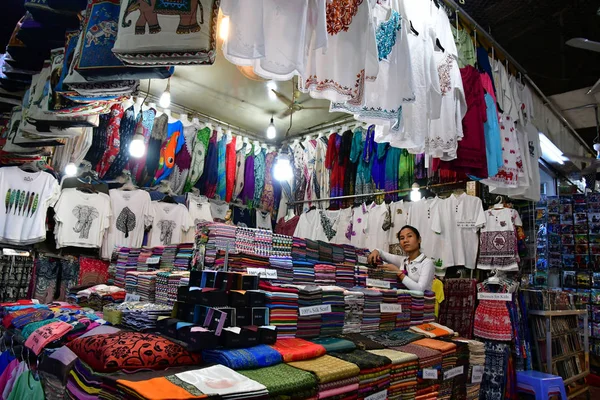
305,239,320,261
368,349,419,400
364,330,424,348
288,355,360,399
337,333,385,350
395,344,443,399
114,247,139,288
310,337,356,353
292,238,307,260
331,244,345,264
342,245,357,263
174,243,194,270
409,290,424,325
335,263,355,287
155,271,170,305
423,290,436,323
136,248,154,271
449,339,470,400
296,285,323,338
202,345,283,369
167,272,189,306
137,272,158,302
412,339,458,400
317,241,334,263
272,234,293,257
84,285,126,310
254,229,273,256
320,286,345,337
314,264,336,285
205,223,237,266
238,363,318,400
455,338,485,400
269,256,294,284
124,271,142,294
379,289,400,331
331,350,392,398
343,289,364,333
354,265,368,287
396,291,412,329
270,338,327,362
292,260,316,284
409,322,455,338
158,245,178,269
358,288,382,333
236,226,256,254
120,302,173,331
260,281,299,338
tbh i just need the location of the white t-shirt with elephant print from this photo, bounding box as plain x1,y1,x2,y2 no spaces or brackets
54,188,111,249
148,202,193,247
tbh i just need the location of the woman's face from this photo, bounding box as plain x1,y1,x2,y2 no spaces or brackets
399,228,420,253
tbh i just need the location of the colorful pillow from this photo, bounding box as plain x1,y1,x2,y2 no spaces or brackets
67,332,201,372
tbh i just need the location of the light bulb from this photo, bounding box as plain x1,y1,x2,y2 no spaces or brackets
266,117,276,139
267,81,277,99
160,78,171,108
219,16,229,41
410,183,421,202
64,162,77,177
273,154,293,181
129,134,146,158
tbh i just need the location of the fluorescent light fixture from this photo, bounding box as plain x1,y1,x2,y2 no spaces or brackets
410,183,421,202
219,16,229,41
273,152,293,181
539,133,566,164
266,117,276,139
159,78,171,108
64,163,77,177
267,81,277,99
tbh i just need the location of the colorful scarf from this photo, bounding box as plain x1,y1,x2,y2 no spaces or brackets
238,363,317,400
288,355,360,384
202,344,282,370
270,338,326,362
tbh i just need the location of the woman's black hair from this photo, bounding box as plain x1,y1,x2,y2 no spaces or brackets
396,225,421,242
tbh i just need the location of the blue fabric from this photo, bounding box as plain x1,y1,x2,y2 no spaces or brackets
0,351,15,376
483,93,503,177
477,46,496,97
202,344,282,370
371,143,388,190
154,120,185,184
376,10,401,61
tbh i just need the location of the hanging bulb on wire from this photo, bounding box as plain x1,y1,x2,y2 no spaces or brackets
160,78,171,108
266,117,276,139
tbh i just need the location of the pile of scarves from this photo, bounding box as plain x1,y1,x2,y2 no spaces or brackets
202,345,282,370
288,355,360,399
368,349,419,400
259,281,299,338
395,344,443,399
413,339,458,400
270,338,326,363
331,350,392,398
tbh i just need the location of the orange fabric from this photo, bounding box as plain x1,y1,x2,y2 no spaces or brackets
412,338,457,353
270,338,326,362
117,377,207,400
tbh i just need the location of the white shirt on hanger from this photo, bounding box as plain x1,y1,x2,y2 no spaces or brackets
407,197,441,261
148,202,193,247
364,202,391,252
388,200,410,244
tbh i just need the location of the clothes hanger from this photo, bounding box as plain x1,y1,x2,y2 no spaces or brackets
119,170,137,191
493,195,504,209
19,161,40,172
409,20,419,36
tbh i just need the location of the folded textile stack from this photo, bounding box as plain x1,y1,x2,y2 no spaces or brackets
137,272,158,302
260,281,299,338
221,252,270,275
293,260,316,284
174,243,193,270
337,333,385,350
331,244,345,264
288,355,360,399
114,247,139,288
167,272,189,306
155,271,170,305
331,349,392,398
380,289,400,331
336,263,355,287
236,226,256,254
395,344,443,400
292,238,307,260
409,290,424,326
120,302,172,331
158,245,178,269
124,271,142,294
368,349,419,400
439,279,477,338
364,330,424,348
317,241,334,263
205,223,237,266
272,234,293,257
342,245,357,264
305,239,320,262
412,339,458,400
270,338,326,362
354,265,368,287
238,363,318,400
449,339,470,400
269,256,294,284
85,285,126,311
202,345,283,370
455,338,485,400
136,248,154,272
320,286,345,337
409,322,455,338
310,337,356,353
396,291,412,329
358,288,382,333
314,264,336,285
254,229,273,257
423,290,436,323
296,285,323,338
343,289,364,333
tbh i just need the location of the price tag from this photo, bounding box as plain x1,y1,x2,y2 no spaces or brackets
247,268,267,278
146,256,160,264
265,269,278,279
365,390,387,400
366,278,390,289
125,293,141,302
423,369,438,380
2,248,30,256
471,365,484,383
299,304,332,316
443,366,464,380
477,292,512,301
380,303,402,313
31,299,40,305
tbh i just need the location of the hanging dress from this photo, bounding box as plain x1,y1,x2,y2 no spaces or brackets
302,139,317,211
170,121,200,194
313,135,330,208
225,136,237,202
143,113,168,186
197,130,218,198
253,148,266,207
350,127,371,202
216,134,227,200
95,103,124,178
260,151,276,213
183,126,211,192
384,147,401,201
231,142,247,201
153,120,185,184
240,146,255,205
324,133,344,208
128,108,156,183
104,105,140,179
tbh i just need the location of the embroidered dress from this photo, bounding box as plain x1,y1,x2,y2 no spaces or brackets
128,108,157,182
143,113,168,186
477,208,522,271
299,0,378,106
302,139,317,212
220,0,327,81
253,148,266,207
154,120,185,184
473,283,513,341
113,0,220,66
95,103,124,177
260,151,276,212
216,133,227,200
183,126,211,192
331,3,413,127
231,142,246,201
225,136,237,202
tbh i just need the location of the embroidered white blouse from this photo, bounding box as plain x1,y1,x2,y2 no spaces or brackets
375,251,435,291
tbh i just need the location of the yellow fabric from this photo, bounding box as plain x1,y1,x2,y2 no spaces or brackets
69,371,102,395
288,355,360,384
432,278,444,317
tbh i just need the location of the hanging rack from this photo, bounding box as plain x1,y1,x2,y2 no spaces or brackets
287,180,467,206
284,116,357,143
441,0,594,157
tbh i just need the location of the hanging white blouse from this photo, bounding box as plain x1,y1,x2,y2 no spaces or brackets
330,1,414,126
313,136,330,209
221,0,327,80
350,201,376,249
299,0,379,105
302,139,317,212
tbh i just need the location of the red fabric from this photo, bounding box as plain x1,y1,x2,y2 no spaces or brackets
259,281,299,294
2,308,37,329
437,66,488,178
324,133,346,208
96,103,125,178
275,216,300,236
270,338,326,362
78,257,109,286
225,136,237,202
67,331,201,373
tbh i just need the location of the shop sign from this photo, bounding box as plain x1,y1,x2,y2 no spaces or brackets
299,304,332,316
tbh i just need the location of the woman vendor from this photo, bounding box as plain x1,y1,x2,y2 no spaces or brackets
367,225,435,291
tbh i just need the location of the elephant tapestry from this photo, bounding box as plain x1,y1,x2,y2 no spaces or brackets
113,0,220,66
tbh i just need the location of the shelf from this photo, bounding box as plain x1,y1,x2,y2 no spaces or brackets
550,349,584,363
564,371,589,385
529,310,588,317
536,328,580,340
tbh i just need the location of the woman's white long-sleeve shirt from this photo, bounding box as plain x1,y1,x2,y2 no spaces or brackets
376,249,435,291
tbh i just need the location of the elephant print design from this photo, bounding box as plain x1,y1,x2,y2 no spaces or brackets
4,189,39,217
116,207,137,238
72,205,100,239
122,0,205,35
158,220,177,244
85,20,118,47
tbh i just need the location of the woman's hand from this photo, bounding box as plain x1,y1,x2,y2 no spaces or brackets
397,271,406,282
380,263,400,273
367,250,381,265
